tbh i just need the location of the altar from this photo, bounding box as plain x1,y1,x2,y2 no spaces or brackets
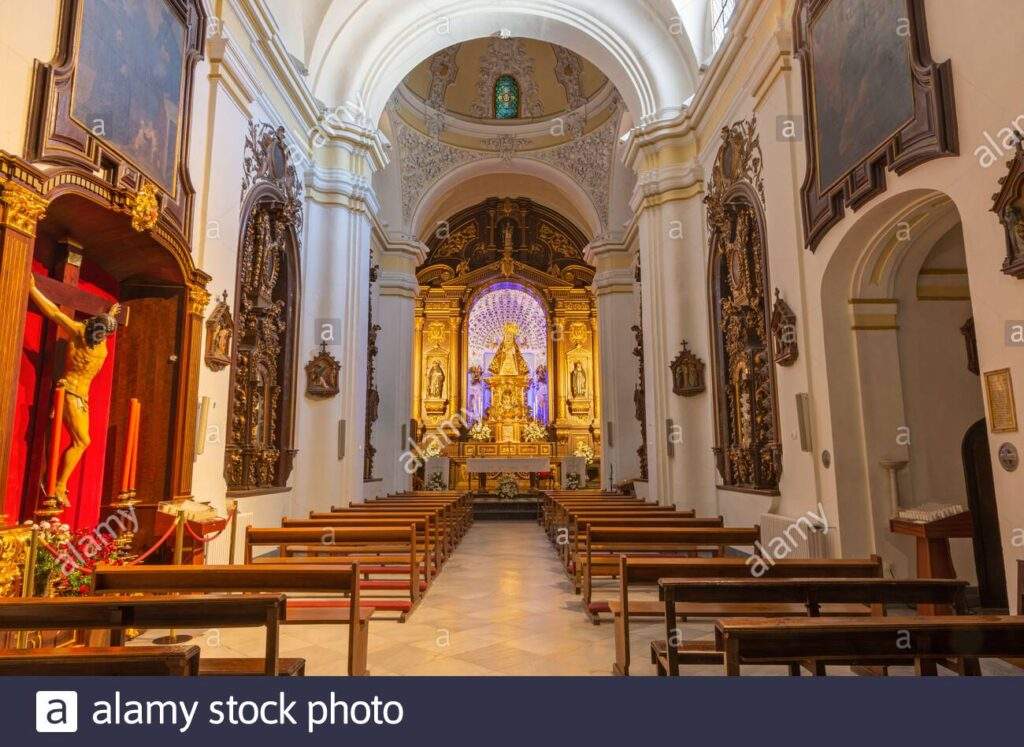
466,457,551,473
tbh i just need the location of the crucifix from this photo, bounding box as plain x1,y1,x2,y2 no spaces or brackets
30,239,127,510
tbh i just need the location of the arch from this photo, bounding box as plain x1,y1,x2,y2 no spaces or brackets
820,189,986,576
308,0,699,125
411,157,603,239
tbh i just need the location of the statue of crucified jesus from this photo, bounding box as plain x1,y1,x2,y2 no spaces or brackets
29,275,120,507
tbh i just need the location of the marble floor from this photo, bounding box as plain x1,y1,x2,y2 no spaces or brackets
131,522,1023,676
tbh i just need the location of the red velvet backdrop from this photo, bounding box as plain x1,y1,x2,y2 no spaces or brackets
5,259,118,531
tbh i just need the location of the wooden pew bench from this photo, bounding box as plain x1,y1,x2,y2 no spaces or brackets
92,564,371,675
245,526,420,621
581,526,761,613
655,577,969,676
313,508,447,563
561,514,718,570
714,613,1024,676
0,645,202,676
285,517,437,583
610,555,884,674
0,594,293,675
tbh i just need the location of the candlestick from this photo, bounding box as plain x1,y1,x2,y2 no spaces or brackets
45,387,65,498
128,401,141,492
121,398,140,494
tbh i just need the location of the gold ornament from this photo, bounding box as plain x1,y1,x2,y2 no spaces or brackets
0,182,48,237
127,182,161,232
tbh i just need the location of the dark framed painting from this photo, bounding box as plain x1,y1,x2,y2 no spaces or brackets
26,0,206,241
794,0,958,251
70,0,188,194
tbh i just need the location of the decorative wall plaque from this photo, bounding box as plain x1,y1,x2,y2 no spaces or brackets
998,442,1020,472
306,342,341,399
991,136,1024,279
794,0,958,251
770,289,799,366
670,341,706,397
984,368,1019,434
204,291,234,371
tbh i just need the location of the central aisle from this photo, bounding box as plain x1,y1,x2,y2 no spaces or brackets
364,522,631,675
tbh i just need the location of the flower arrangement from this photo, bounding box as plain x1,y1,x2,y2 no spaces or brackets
574,442,596,466
425,471,446,491
496,473,519,500
565,472,584,490
522,420,547,443
469,421,492,441
31,518,126,597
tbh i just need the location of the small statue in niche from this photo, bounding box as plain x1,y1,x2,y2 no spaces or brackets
305,341,340,398
1004,206,1024,263
570,361,588,399
770,289,799,366
427,360,446,399
204,291,234,371
670,341,706,397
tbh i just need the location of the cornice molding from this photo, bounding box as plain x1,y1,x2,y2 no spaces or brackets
206,28,261,118
629,162,704,213
305,165,381,215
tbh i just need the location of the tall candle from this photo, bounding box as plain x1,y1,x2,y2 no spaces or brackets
46,387,66,498
121,398,140,493
128,401,141,491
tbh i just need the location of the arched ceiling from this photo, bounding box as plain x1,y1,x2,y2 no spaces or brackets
307,0,700,127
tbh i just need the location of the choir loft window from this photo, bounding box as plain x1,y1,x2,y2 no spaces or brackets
494,75,520,119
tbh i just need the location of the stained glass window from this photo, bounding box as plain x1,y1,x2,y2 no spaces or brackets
494,75,520,119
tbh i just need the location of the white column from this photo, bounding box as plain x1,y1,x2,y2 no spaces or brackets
291,125,388,513
630,162,717,515
587,235,642,488
375,234,425,494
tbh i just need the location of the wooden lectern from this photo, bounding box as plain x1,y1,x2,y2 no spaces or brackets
890,511,973,615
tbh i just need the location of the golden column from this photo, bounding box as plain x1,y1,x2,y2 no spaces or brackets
0,180,48,513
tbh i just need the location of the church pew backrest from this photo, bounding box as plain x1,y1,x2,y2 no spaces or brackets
713,614,1021,676
91,564,368,675
658,578,969,676
0,593,286,675
0,645,201,676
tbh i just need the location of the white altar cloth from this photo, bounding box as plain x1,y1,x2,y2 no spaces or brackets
466,457,551,473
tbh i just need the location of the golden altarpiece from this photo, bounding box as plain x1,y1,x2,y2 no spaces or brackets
412,198,601,490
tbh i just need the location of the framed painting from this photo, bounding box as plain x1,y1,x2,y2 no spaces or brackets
794,0,958,251
70,0,187,194
26,0,206,238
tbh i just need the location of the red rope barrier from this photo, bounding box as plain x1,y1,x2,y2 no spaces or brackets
183,506,237,544
128,517,180,565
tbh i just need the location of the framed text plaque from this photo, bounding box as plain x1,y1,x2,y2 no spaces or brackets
984,368,1019,434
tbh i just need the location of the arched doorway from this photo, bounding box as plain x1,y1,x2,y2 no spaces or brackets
821,191,1001,597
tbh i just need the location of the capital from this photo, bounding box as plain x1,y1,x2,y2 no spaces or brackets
0,181,48,238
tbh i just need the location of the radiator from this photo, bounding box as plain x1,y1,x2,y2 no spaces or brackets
758,512,836,559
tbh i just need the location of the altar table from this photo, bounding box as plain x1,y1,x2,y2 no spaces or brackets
466,457,551,473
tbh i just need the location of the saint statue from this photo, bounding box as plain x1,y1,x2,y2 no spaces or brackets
427,361,446,399
29,275,120,507
488,322,530,377
570,361,588,399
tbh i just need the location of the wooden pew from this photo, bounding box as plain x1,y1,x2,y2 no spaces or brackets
351,498,470,543
312,508,447,563
611,555,883,674
91,564,371,675
714,614,1024,676
0,646,201,676
561,514,719,570
581,526,762,611
657,577,968,676
0,594,290,675
334,502,459,555
245,526,420,621
285,517,437,583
